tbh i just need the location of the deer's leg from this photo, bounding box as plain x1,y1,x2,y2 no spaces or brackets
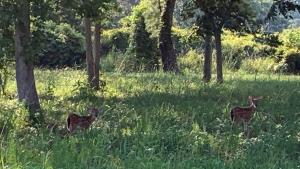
244,121,250,138
69,125,73,134
243,121,247,135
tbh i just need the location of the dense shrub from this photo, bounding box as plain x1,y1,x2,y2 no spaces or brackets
33,21,85,68
285,52,300,73
127,8,159,72
172,27,204,55
281,28,300,49
178,50,204,73
101,51,138,73
274,28,300,73
254,33,282,47
222,31,279,70
101,28,130,55
275,47,300,73
0,27,14,94
101,26,300,74
240,58,276,73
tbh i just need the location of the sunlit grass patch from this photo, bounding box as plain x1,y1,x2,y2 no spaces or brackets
1,69,300,168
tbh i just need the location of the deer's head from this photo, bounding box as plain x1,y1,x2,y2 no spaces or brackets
88,107,103,118
248,96,263,108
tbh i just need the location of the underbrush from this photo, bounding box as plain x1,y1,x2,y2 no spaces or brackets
1,70,300,168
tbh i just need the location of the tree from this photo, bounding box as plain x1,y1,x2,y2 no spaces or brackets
183,0,255,83
127,1,159,71
0,0,46,125
203,33,212,82
83,17,95,88
69,0,117,89
267,0,300,19
159,0,180,73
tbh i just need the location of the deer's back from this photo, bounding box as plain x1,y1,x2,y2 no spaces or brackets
232,106,255,122
67,113,95,129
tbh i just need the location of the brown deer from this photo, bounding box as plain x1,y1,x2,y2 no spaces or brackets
66,107,103,133
230,96,263,137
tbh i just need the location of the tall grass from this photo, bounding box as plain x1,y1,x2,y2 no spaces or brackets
1,69,300,168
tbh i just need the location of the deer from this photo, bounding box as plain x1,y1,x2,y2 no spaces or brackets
66,107,103,134
230,96,263,137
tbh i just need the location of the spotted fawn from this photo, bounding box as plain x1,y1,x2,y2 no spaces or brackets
66,107,103,133
230,96,263,137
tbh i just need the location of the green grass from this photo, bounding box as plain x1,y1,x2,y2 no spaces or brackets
1,69,300,169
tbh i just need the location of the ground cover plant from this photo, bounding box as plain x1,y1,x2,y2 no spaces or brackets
1,69,300,169
1,0,300,168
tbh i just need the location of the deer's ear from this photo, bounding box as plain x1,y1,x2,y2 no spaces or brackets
255,96,264,100
254,96,263,100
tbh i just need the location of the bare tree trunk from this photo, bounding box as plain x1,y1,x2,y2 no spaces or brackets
159,0,179,73
84,17,94,86
15,0,41,124
203,34,212,82
92,23,101,90
215,31,223,83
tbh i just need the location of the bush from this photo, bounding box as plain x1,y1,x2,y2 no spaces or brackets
127,10,159,72
172,27,204,55
254,33,282,47
240,58,276,73
273,29,300,73
33,21,85,68
222,31,277,70
101,28,130,55
275,48,300,73
280,28,300,49
101,51,138,73
178,50,203,73
285,52,300,73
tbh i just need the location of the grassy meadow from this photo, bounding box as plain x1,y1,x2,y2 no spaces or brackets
1,69,300,168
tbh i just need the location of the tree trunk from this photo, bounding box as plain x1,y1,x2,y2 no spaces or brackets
84,17,94,86
92,23,101,90
203,34,212,82
215,31,223,83
159,0,179,73
15,0,41,124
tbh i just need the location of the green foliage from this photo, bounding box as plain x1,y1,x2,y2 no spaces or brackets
127,0,162,38
1,69,300,168
267,0,300,20
33,21,85,68
255,33,283,47
273,28,300,73
127,11,159,72
102,28,131,55
0,16,14,95
172,27,204,54
178,49,204,73
100,26,300,74
101,51,137,73
240,57,276,73
182,0,256,35
0,59,10,96
71,80,102,103
280,28,300,49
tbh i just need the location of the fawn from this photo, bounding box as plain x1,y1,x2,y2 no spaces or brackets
66,107,103,133
230,96,263,137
